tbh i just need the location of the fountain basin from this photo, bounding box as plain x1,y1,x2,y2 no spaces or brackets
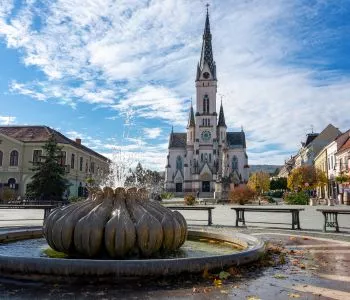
0,227,265,281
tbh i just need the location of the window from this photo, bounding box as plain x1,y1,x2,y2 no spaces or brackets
202,119,205,126
209,153,212,162
190,132,192,141
208,119,210,126
232,155,238,171
0,150,2,166
91,162,95,174
80,157,83,171
340,158,343,171
203,95,209,113
71,154,75,169
33,150,42,165
176,156,182,170
9,150,19,166
59,151,66,166
201,153,203,162
85,161,88,173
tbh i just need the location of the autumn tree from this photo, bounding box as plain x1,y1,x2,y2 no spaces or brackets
287,165,321,191
247,172,270,195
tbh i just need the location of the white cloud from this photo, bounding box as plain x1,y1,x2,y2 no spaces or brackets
0,115,16,125
0,0,350,168
143,127,162,139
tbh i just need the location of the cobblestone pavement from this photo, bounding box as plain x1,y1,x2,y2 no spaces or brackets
1,208,350,299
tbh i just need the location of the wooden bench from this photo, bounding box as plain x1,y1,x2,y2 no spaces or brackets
165,206,215,226
317,208,350,232
231,206,305,230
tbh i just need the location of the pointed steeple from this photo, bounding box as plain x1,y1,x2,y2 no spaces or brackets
187,101,195,128
218,101,227,127
196,4,216,81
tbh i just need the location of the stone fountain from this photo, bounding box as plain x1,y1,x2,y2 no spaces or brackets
44,187,187,258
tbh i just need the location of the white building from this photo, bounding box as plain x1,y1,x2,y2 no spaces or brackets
0,126,109,199
165,10,249,195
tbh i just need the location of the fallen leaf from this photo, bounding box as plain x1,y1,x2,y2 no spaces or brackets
192,287,199,293
219,271,231,280
289,236,297,241
213,279,222,286
220,290,229,294
202,267,210,279
246,296,261,300
274,274,288,279
288,293,301,298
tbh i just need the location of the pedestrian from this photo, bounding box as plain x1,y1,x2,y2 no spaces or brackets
196,190,200,201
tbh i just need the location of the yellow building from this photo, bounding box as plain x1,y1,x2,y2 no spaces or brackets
314,147,328,199
0,126,109,199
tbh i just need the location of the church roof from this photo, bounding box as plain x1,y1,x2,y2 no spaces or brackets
187,105,195,128
218,102,226,127
168,132,187,148
227,132,246,148
196,7,216,81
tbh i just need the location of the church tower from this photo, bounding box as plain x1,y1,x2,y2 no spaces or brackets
195,6,218,147
165,6,249,196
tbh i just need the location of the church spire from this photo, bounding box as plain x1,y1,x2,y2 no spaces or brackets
218,101,227,127
187,101,195,128
196,4,216,81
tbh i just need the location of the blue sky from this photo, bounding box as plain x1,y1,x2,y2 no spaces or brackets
0,0,350,170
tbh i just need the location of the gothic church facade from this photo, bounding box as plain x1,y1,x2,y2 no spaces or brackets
165,10,249,194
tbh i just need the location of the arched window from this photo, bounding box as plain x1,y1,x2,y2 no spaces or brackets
232,156,238,171
0,150,3,166
176,156,182,170
10,150,18,166
201,153,203,162
8,178,16,189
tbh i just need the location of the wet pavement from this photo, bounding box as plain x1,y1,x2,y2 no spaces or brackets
1,225,350,299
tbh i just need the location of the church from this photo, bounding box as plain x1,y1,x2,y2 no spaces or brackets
165,8,249,195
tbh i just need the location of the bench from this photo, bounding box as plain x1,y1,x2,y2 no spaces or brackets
317,208,350,232
231,206,305,230
165,206,215,226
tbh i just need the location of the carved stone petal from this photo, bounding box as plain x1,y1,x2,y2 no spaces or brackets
105,198,136,257
74,199,113,257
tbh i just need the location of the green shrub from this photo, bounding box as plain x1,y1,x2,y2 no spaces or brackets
284,191,309,205
184,194,196,206
160,192,174,200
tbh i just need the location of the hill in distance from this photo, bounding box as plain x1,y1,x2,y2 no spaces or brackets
248,165,281,175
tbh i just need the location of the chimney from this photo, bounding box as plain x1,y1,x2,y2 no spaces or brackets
75,138,82,145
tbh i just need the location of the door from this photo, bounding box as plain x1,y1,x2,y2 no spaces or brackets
176,183,183,192
202,181,210,193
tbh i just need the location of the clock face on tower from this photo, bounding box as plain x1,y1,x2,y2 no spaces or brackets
203,72,210,79
201,130,211,141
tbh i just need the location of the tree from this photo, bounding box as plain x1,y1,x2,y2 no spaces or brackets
287,165,318,191
270,177,288,190
26,135,69,200
125,163,164,194
247,172,270,195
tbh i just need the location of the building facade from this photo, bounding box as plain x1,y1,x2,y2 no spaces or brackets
0,126,109,199
165,10,249,195
314,147,328,199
